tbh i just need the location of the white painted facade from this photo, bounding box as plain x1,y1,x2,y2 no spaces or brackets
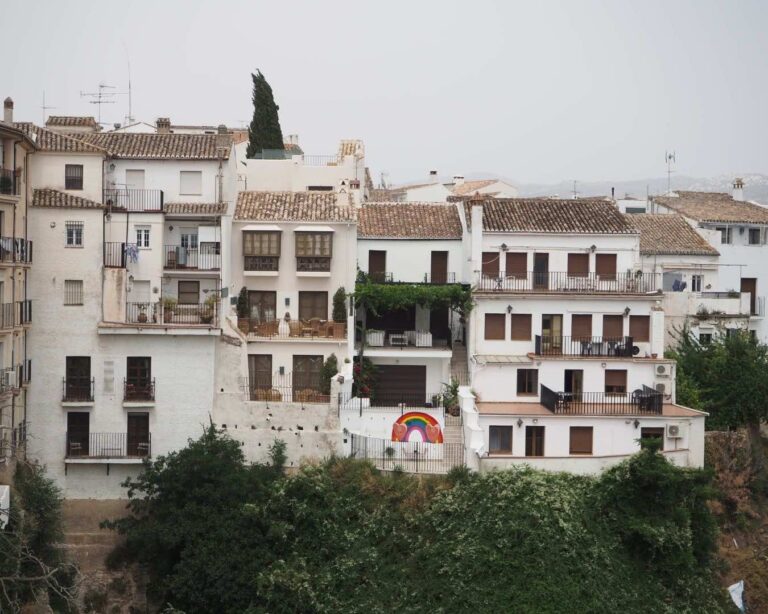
357,238,464,284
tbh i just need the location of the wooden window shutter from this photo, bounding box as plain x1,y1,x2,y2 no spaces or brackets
484,313,505,340
569,426,593,454
571,314,592,339
595,254,617,279
605,369,627,393
510,314,532,341
629,315,650,342
505,252,527,278
482,252,499,278
567,253,589,277
603,314,623,338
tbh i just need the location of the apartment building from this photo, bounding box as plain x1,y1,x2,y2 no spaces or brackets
459,197,705,474
0,100,35,460
650,182,768,341
19,119,233,497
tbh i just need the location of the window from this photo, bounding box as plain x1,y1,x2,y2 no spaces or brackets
567,253,589,277
248,291,277,323
248,354,273,399
293,355,324,394
640,427,664,450
571,314,592,340
368,250,387,282
525,426,545,457
699,333,712,345
65,356,91,402
65,164,83,190
65,221,83,247
64,280,83,305
481,252,499,278
691,274,703,292
505,252,526,278
569,426,593,455
295,232,332,271
626,207,646,214
125,169,145,189
603,314,623,338
510,314,532,341
298,291,328,320
66,412,90,456
484,313,505,340
629,315,650,342
516,369,538,395
180,231,198,249
605,369,627,395
749,228,761,245
307,185,333,191
179,170,202,195
127,413,150,457
595,254,617,280
243,231,281,271
177,280,200,305
489,426,513,454
716,227,732,244
136,227,150,248
125,357,152,401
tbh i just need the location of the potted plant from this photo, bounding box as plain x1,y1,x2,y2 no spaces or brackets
162,296,177,323
137,304,148,323
200,294,216,325
332,287,347,338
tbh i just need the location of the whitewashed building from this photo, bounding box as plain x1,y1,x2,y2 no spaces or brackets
450,177,518,199
459,197,705,474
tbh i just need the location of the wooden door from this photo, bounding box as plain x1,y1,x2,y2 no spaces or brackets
430,251,448,283
375,365,427,406
741,278,757,315
248,354,273,399
542,314,563,351
430,306,449,342
293,355,323,396
67,412,89,457
127,413,149,457
66,356,91,401
248,291,277,323
368,250,387,282
525,426,545,456
533,253,549,289
126,357,151,400
564,369,583,401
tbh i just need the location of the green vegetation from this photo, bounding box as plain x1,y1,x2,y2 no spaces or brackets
353,280,473,318
237,286,249,318
319,353,338,395
245,70,285,157
332,286,347,323
104,427,730,613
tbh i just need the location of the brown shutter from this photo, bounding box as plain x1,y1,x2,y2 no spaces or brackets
510,314,532,340
595,254,617,279
569,426,593,454
505,252,527,278
482,252,499,278
567,253,589,277
602,315,623,338
430,251,448,283
629,315,650,342
484,313,505,340
605,369,627,393
571,314,592,339
299,291,328,320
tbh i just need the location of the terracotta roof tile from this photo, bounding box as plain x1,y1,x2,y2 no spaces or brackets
464,198,635,234
13,123,107,154
235,191,356,222
45,115,99,128
452,179,497,196
165,202,228,215
653,191,768,224
32,188,104,209
628,214,719,256
359,203,462,239
72,132,230,160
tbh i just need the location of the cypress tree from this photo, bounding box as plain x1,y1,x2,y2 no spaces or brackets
246,70,285,158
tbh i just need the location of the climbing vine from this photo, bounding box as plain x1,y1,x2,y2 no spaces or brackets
353,281,473,317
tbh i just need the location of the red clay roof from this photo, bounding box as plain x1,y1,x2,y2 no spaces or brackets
359,203,462,239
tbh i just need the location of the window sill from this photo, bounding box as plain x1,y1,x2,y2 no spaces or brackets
296,271,331,278
245,270,279,277
65,245,84,249
61,401,94,408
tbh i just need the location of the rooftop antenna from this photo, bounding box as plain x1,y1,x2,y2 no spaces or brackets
41,91,56,124
571,180,579,200
80,83,124,125
665,151,676,194
379,171,390,189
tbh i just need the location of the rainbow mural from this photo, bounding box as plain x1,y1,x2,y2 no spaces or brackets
391,412,443,444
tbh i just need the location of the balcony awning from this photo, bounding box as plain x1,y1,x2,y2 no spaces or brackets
475,355,532,365
294,225,335,233
241,224,281,232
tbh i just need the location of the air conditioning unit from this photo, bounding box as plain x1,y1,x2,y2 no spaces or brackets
656,364,670,378
3,370,16,389
655,382,667,396
666,423,687,439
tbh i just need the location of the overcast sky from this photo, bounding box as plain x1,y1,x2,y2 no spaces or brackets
3,0,767,185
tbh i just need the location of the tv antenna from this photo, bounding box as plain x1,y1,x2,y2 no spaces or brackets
571,180,579,200
80,83,125,125
664,151,676,194
41,91,56,124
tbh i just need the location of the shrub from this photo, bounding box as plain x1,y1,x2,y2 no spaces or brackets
332,287,347,322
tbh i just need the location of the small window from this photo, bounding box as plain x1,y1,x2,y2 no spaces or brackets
699,333,712,345
525,426,545,457
605,369,627,395
640,427,664,450
65,164,83,190
177,280,200,305
595,254,617,280
505,252,527,278
569,426,593,455
484,314,505,340
179,170,202,195
65,221,84,247
567,253,589,277
749,228,761,245
489,426,513,454
716,227,732,244
64,280,83,306
691,274,703,292
603,314,624,338
510,314,532,341
136,227,150,248
306,185,334,191
571,314,592,339
629,315,650,343
180,232,198,249
516,369,538,395
481,252,499,278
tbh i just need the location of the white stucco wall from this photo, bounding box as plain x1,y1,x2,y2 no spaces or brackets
357,238,464,283
28,152,104,203
106,159,223,204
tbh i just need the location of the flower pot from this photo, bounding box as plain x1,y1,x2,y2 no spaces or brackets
164,310,174,323
651,353,658,359
138,312,148,323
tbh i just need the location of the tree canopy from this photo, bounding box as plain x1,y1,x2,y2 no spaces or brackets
245,70,285,158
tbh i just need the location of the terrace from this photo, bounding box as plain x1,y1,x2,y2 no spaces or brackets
540,385,663,415
65,432,151,460
104,188,164,212
475,271,658,294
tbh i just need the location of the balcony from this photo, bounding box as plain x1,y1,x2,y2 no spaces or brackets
366,272,457,284
103,188,164,212
123,377,155,402
126,301,218,327
164,245,221,271
297,256,331,272
17,360,31,386
65,432,151,459
0,168,18,196
362,329,450,350
341,391,447,411
241,318,346,340
244,255,279,272
475,271,658,294
0,301,28,329
540,385,662,415
242,373,330,404
62,377,95,402
17,300,31,325
104,242,137,268
534,335,635,357
0,237,32,264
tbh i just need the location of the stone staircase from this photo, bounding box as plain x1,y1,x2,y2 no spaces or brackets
450,341,469,384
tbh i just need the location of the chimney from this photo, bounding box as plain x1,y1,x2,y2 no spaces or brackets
453,175,465,186
429,170,438,183
732,177,744,202
287,134,299,146
470,199,483,279
156,117,171,134
216,124,230,152
3,97,13,123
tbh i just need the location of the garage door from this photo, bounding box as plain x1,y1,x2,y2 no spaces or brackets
375,365,427,406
